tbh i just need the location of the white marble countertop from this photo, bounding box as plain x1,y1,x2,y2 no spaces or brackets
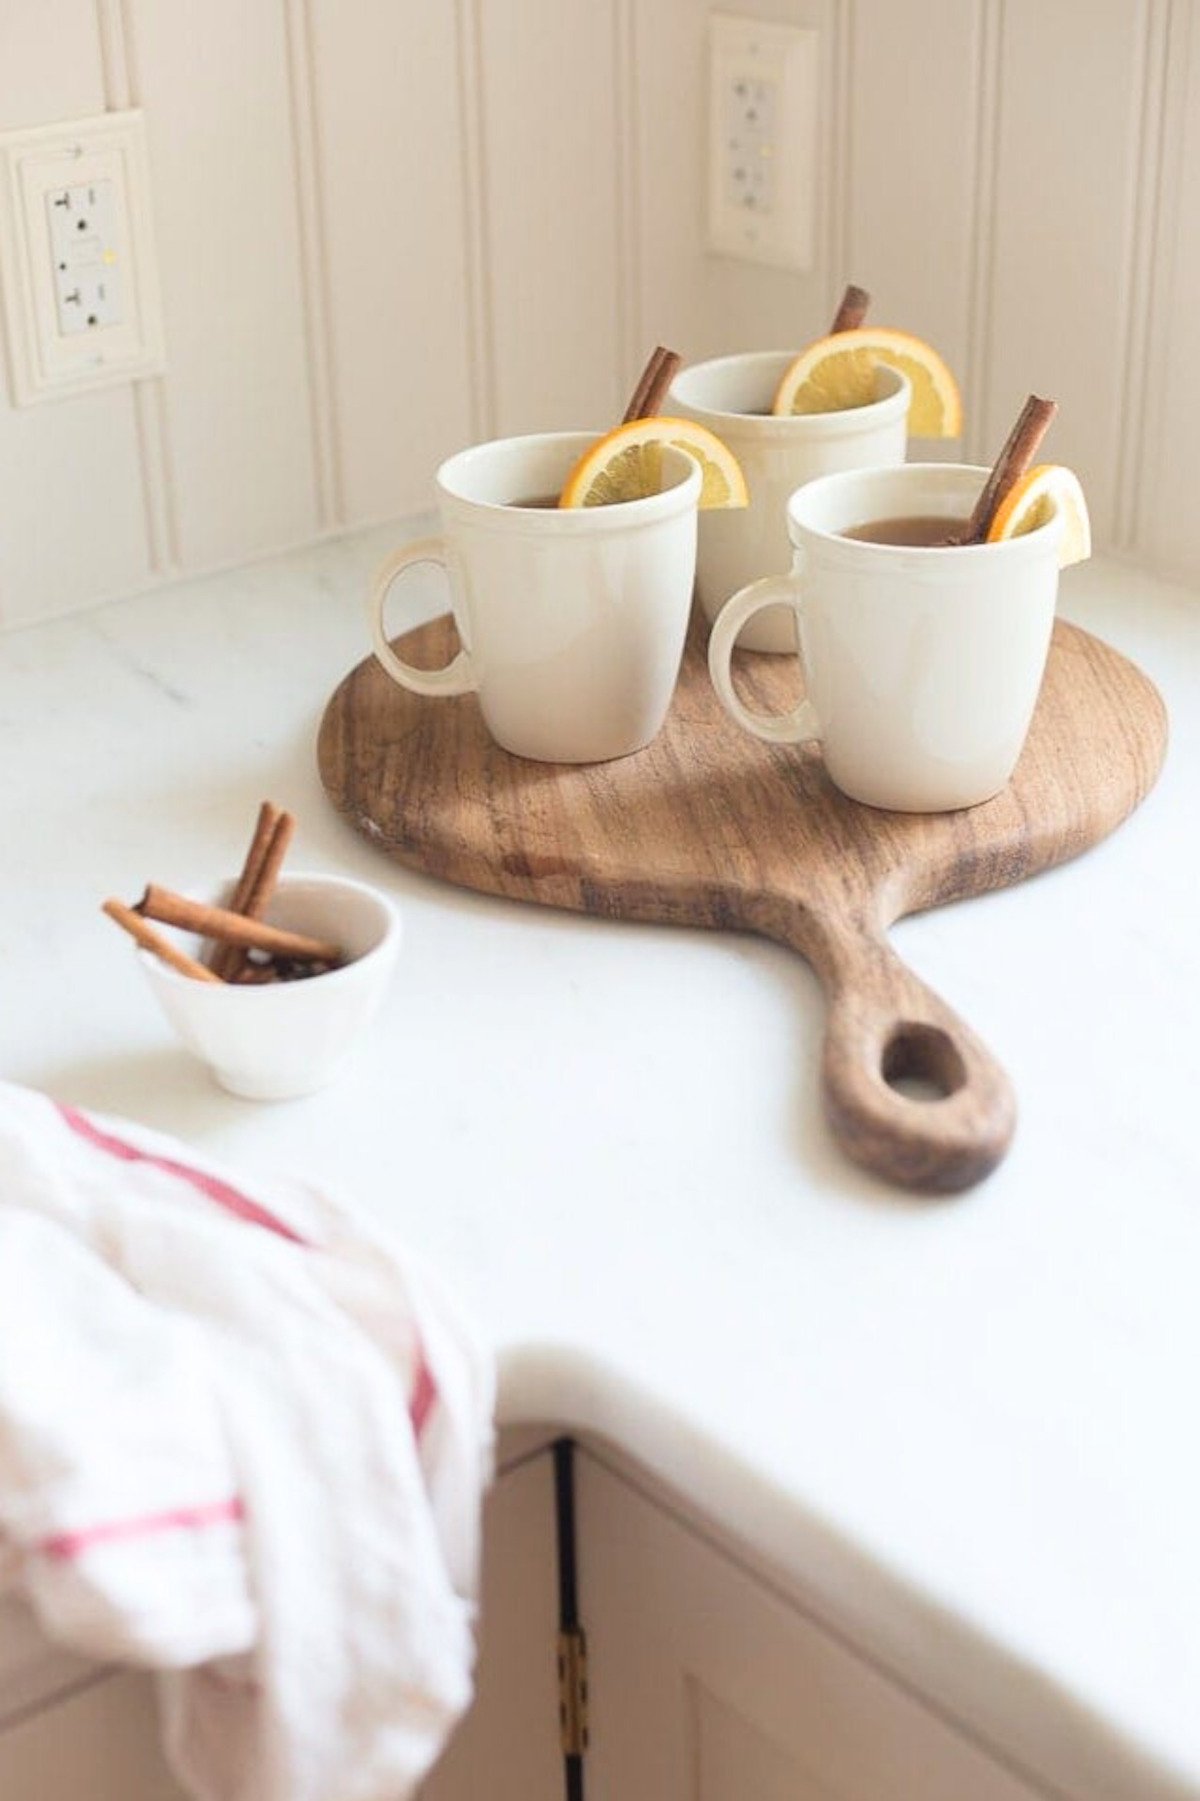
2,521,1198,1799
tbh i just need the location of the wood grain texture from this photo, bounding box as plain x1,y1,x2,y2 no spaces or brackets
317,615,1167,1194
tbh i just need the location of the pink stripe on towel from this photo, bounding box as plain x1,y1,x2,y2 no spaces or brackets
39,1496,246,1562
57,1104,308,1246
409,1344,437,1439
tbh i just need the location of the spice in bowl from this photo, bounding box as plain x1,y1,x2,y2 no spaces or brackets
102,803,345,985
102,804,400,1100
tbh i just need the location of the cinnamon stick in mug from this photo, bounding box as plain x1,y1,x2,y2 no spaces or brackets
958,394,1058,545
829,283,871,333
621,345,682,423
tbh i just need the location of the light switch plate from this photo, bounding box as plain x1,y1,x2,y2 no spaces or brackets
707,14,819,271
0,110,165,406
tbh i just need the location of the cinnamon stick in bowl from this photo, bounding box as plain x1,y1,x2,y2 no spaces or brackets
136,885,342,965
103,899,223,983
207,799,277,973
212,804,296,979
130,872,401,1100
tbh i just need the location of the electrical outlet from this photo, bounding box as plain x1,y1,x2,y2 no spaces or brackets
708,15,819,271
722,73,778,218
48,181,124,334
0,111,164,405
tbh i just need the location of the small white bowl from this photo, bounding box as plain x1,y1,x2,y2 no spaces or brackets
136,872,401,1100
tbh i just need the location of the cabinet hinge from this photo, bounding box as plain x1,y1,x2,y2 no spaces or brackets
557,1625,589,1757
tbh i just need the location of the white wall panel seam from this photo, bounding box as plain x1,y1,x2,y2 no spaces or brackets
454,0,497,444
1112,0,1170,551
1126,0,1191,563
613,0,642,404
282,0,344,529
830,0,855,311
963,0,1004,466
98,0,179,574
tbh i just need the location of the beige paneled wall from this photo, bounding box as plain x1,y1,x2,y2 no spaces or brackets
1,0,1198,629
634,0,840,368
843,0,983,440
305,0,477,524
1136,0,1200,575
477,0,628,435
0,0,150,621
129,0,320,570
978,0,1152,539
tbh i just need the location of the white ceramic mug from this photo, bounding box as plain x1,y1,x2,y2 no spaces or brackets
670,352,910,653
708,464,1063,813
367,432,701,764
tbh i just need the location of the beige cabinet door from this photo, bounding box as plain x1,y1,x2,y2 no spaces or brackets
0,1452,560,1801
0,1670,187,1799
420,1449,562,1801
576,1451,1047,1801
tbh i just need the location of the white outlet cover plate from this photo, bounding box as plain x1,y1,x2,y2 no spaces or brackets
707,14,819,271
0,109,165,406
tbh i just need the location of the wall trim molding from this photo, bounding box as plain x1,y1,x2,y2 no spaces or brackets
828,0,855,305
1113,0,1171,550
97,0,179,575
95,0,130,114
454,0,496,445
282,0,343,531
613,0,641,400
1120,0,1186,556
963,0,1003,465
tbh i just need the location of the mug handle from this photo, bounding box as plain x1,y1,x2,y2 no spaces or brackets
367,538,479,698
707,576,818,745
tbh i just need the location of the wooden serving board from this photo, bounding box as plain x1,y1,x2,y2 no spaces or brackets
317,615,1166,1193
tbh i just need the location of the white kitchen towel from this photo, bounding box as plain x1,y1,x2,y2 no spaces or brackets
0,1079,495,1801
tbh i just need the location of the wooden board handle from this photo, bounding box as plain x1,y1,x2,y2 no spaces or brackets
817,926,1016,1193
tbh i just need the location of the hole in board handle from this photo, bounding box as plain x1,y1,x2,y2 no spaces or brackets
882,1022,967,1104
